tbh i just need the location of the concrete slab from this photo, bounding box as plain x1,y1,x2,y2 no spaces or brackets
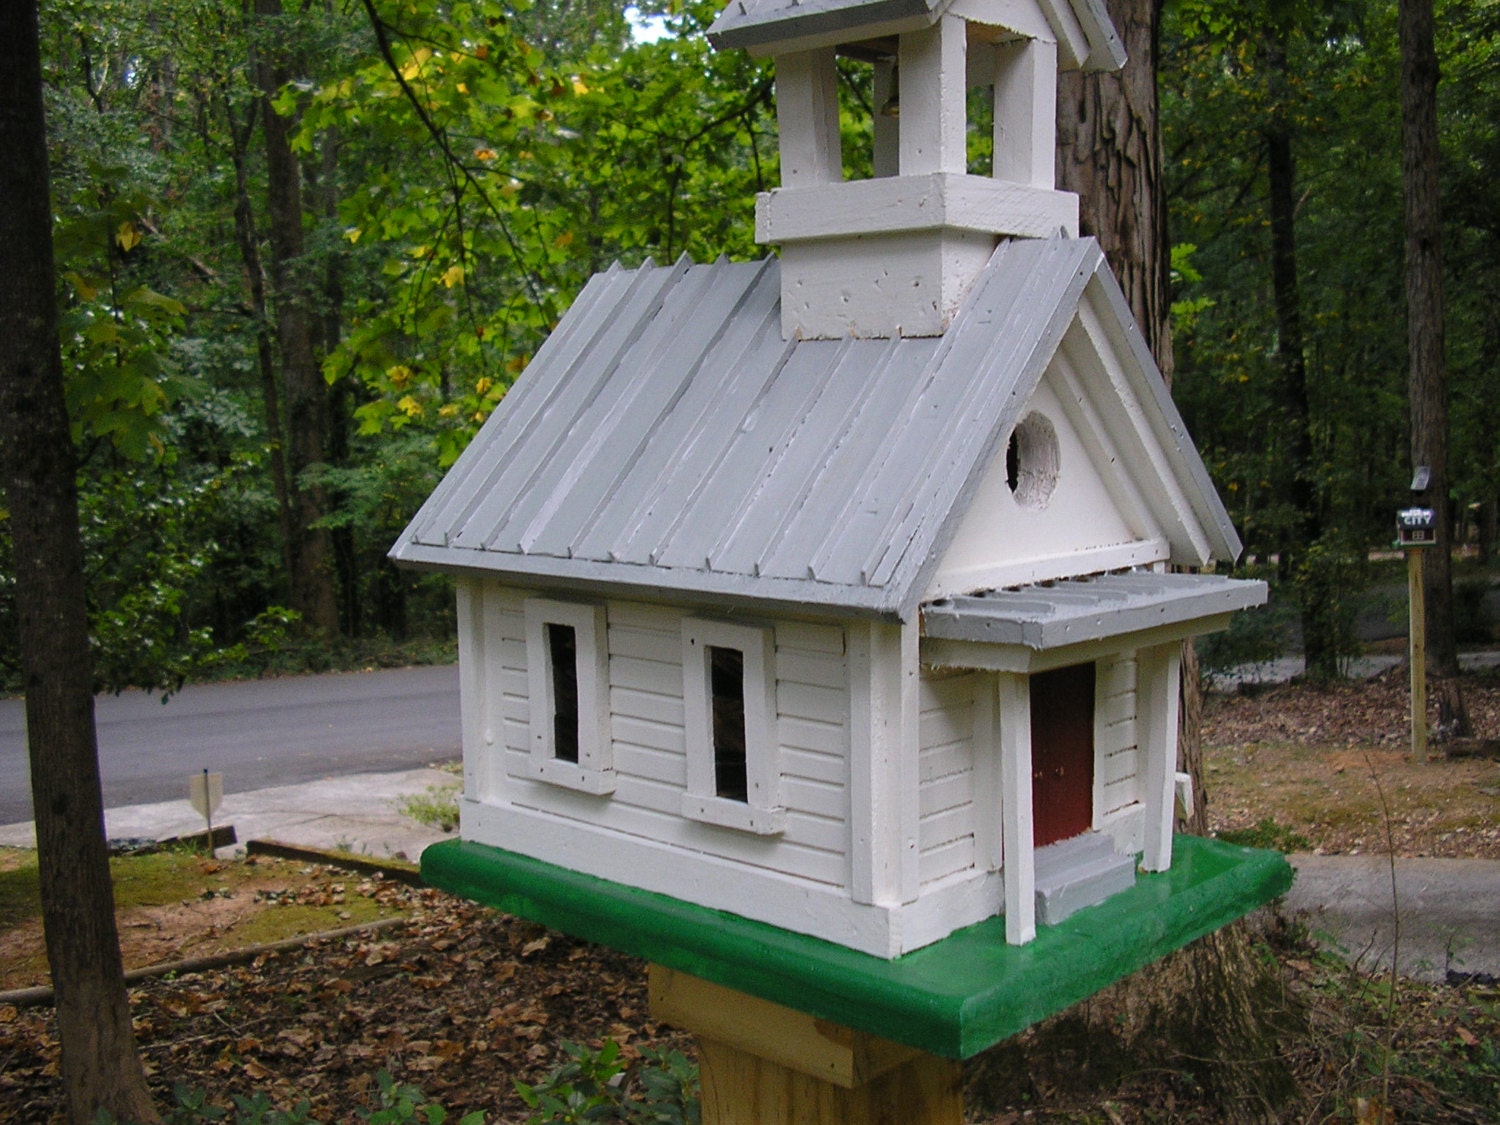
1283,853,1500,982
0,767,459,863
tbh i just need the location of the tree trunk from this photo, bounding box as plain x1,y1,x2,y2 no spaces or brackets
0,5,159,1122
1401,0,1467,731
251,0,340,635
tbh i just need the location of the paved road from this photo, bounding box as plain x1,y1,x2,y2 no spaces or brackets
0,665,460,823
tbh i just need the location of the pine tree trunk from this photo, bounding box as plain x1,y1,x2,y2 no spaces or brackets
251,0,340,635
1401,0,1468,734
0,6,159,1122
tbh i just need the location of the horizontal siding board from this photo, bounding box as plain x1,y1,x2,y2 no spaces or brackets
776,621,847,655
612,715,685,755
610,687,684,728
920,836,976,886
920,772,972,818
921,804,976,849
779,716,847,757
920,741,973,783
782,777,847,820
777,682,847,725
773,648,848,691
614,742,686,785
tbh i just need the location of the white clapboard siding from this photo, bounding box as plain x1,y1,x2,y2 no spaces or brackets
473,586,851,888
1095,653,1141,817
917,670,979,886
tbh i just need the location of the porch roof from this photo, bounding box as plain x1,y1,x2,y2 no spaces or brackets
920,572,1266,650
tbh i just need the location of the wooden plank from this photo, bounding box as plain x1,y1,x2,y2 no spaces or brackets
773,646,848,691
998,672,1035,945
782,744,846,783
919,835,977,886
775,48,842,187
649,966,928,1090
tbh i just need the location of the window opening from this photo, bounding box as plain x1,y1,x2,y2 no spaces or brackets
547,622,579,764
709,646,748,801
1006,412,1060,509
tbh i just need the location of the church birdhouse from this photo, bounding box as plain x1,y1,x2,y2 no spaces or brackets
397,0,1290,1063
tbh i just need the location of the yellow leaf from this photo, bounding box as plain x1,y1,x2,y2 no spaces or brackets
65,271,98,301
457,82,469,95
441,264,464,288
115,221,141,252
474,147,497,161
438,403,460,418
572,78,589,95
554,231,574,248
397,395,423,418
475,377,493,396
386,364,414,390
345,227,362,243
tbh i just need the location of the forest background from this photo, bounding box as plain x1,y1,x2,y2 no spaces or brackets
3,0,1498,695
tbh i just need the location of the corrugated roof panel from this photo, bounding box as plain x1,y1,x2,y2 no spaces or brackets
707,336,903,577
479,258,723,555
518,260,773,560
608,319,814,568
652,337,863,574
754,336,939,583
403,263,635,548
420,259,691,552
569,262,786,565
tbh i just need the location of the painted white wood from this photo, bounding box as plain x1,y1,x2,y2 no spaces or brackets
873,58,899,179
997,672,1035,944
1136,642,1182,872
524,597,615,793
927,541,1170,600
848,621,909,905
920,612,1238,676
775,49,843,187
1074,292,1216,565
743,15,933,59
917,671,979,887
950,0,1054,44
899,15,968,175
1098,802,1144,855
776,228,998,338
971,670,1003,870
681,616,784,834
929,375,1167,599
992,37,1057,189
756,173,1079,242
456,578,490,813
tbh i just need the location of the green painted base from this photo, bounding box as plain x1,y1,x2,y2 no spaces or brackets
421,835,1292,1059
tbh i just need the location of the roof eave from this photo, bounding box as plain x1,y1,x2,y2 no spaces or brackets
388,540,910,623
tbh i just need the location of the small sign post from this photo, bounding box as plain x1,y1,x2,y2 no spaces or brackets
1397,501,1436,763
188,769,224,850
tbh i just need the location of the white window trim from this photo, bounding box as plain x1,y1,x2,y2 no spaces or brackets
680,618,785,835
523,598,614,795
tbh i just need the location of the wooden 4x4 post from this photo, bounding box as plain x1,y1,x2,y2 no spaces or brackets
1398,504,1438,761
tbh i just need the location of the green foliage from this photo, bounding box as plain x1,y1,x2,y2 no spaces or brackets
90,1070,485,1124
393,782,461,832
516,1040,700,1125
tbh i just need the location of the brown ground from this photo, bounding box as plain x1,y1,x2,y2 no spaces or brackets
2,670,1498,1123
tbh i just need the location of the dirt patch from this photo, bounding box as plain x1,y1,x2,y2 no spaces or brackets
1203,669,1500,859
0,854,415,992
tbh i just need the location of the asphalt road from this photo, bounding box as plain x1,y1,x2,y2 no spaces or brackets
0,664,461,824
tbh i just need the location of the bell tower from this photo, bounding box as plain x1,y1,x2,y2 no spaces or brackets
708,0,1125,339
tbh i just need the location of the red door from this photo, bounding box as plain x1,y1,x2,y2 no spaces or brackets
1030,663,1096,847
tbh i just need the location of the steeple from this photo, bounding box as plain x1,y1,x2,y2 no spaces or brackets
709,0,1125,339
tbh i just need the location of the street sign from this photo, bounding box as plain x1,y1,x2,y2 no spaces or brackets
1396,506,1436,547
188,770,223,844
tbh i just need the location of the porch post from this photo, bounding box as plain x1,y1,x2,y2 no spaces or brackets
1137,643,1182,872
997,672,1035,944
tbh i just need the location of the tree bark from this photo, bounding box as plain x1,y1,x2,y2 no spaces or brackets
1400,0,1466,711
0,5,159,1122
251,0,340,635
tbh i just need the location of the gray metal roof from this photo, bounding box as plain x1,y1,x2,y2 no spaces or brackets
391,238,1239,621
707,0,1126,72
921,573,1268,649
